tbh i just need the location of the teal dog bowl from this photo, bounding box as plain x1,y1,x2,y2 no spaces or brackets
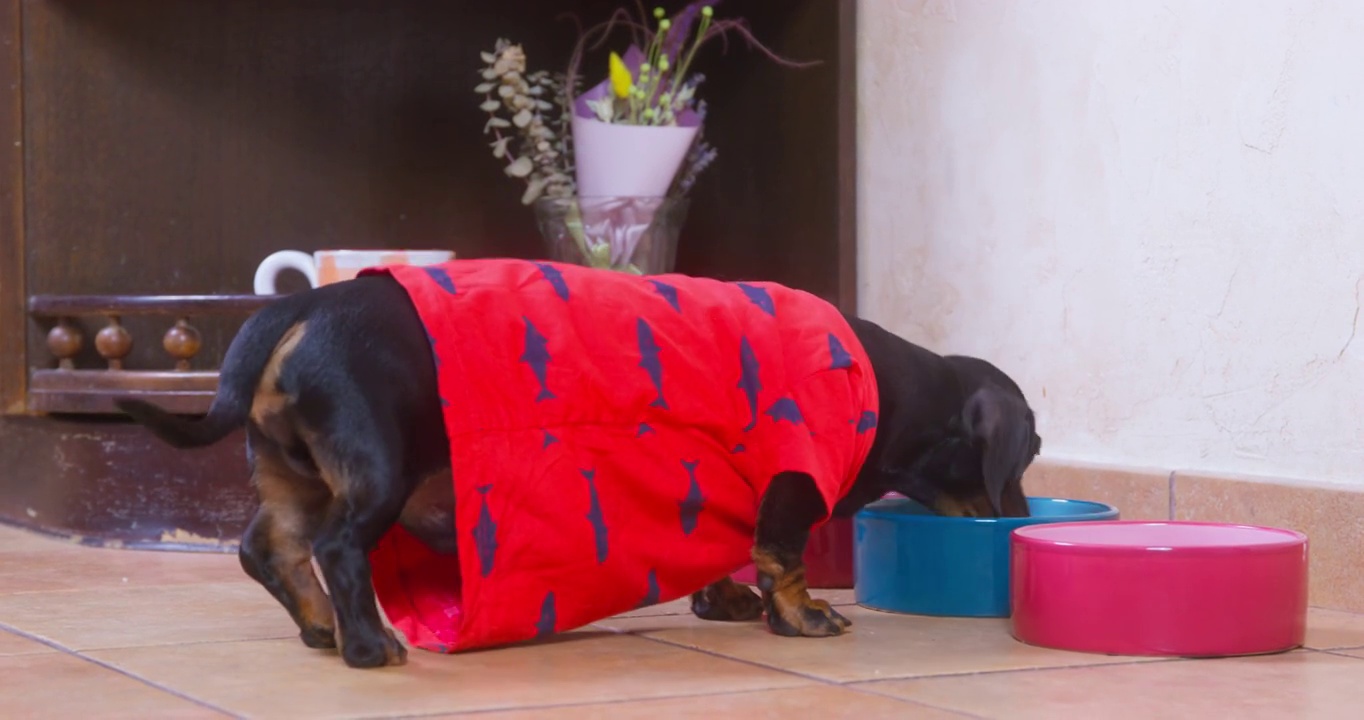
854,496,1119,617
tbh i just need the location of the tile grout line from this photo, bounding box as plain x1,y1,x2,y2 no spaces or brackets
0,620,244,719
602,626,1199,712
835,682,990,719
0,619,79,656
610,618,1198,682
592,624,845,685
851,646,1334,692
603,625,969,715
1168,470,1177,520
0,579,261,599
65,634,297,654
373,683,958,719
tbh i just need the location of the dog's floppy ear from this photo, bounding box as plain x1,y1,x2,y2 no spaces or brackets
961,385,1037,516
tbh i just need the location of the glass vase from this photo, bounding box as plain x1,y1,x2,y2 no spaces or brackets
533,195,688,275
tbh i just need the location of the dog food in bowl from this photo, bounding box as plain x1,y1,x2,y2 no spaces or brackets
1010,521,1308,657
854,496,1118,617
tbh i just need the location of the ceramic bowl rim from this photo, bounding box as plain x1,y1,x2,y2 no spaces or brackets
854,495,1119,527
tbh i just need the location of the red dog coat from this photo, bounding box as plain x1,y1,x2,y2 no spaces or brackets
363,259,879,652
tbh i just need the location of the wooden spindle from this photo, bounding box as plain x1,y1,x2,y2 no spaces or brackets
94,315,133,370
46,318,83,370
162,317,202,371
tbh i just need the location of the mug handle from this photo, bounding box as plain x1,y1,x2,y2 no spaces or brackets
253,251,319,295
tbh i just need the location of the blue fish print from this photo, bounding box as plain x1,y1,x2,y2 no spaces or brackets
766,397,804,426
473,485,498,577
637,422,655,437
582,469,609,564
678,459,705,536
856,410,878,433
737,283,775,317
650,280,681,312
520,316,555,402
731,443,746,453
636,569,661,609
828,333,853,370
423,266,457,295
440,397,451,408
424,329,441,368
534,262,570,301
636,318,668,410
534,591,557,638
737,337,762,431
542,430,558,448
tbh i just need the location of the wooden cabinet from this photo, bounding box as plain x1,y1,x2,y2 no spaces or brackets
0,0,856,547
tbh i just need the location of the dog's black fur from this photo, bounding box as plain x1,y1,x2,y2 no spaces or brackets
116,273,1041,668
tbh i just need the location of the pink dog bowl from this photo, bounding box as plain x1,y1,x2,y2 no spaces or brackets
733,516,854,589
1011,521,1308,657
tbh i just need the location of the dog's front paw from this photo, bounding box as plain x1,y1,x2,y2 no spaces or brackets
691,579,765,622
751,548,852,638
764,594,852,637
340,628,408,669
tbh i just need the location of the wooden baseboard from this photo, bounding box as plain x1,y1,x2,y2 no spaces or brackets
1024,457,1364,614
0,415,252,551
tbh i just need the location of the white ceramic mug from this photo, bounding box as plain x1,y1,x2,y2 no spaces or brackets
253,249,455,295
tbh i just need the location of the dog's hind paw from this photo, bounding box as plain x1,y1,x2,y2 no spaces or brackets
690,579,765,622
299,624,338,650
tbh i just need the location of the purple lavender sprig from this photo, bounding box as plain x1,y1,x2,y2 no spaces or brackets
669,99,717,197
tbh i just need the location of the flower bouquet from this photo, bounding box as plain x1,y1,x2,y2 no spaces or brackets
476,2,811,274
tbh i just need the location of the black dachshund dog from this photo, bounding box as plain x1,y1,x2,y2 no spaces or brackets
116,265,1041,668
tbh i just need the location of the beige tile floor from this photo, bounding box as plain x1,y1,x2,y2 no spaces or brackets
1,523,1361,719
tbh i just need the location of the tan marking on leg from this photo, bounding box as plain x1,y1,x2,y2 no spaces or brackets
751,547,851,637
249,321,308,427
242,449,337,648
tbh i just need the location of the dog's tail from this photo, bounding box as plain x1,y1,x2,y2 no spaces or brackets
115,298,308,449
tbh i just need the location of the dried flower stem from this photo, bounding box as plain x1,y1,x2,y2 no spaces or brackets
476,39,576,204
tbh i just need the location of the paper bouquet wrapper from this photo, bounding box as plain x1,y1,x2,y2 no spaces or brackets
572,45,702,198
572,115,699,198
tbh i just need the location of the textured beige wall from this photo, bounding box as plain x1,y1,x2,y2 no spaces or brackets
857,0,1364,487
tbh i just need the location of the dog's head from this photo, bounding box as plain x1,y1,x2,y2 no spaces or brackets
931,384,1040,518
887,357,1042,519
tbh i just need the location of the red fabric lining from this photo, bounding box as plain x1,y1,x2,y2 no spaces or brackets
363,259,877,652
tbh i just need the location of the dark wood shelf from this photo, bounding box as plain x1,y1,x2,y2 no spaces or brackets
29,370,218,415
29,294,277,317
0,0,856,547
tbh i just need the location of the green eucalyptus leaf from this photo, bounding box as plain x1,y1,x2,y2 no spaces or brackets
505,156,534,177
521,176,549,205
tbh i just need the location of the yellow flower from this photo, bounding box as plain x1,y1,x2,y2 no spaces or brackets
609,52,633,99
